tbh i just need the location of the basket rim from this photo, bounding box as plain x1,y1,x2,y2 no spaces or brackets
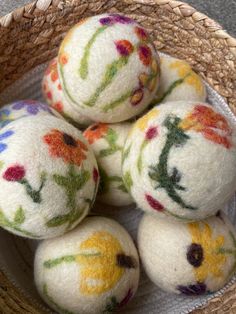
0,1,236,314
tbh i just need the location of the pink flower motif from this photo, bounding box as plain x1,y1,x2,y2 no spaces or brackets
115,40,134,56
138,45,152,66
93,168,99,183
118,289,133,308
145,194,164,211
3,165,25,182
145,126,158,140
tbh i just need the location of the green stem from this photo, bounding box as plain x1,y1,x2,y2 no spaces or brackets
102,89,133,112
19,174,46,204
79,26,108,79
150,73,191,106
43,284,75,314
148,116,197,210
0,210,37,238
44,253,101,269
137,140,148,174
84,56,129,107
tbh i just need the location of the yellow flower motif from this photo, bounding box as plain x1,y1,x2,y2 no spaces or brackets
170,60,204,95
76,231,136,295
135,108,159,132
188,222,226,282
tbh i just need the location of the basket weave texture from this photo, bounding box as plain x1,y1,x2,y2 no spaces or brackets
0,0,236,313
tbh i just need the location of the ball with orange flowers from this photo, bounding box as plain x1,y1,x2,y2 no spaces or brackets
0,115,99,239
58,14,160,123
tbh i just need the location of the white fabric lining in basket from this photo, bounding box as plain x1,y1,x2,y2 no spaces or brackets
0,55,236,314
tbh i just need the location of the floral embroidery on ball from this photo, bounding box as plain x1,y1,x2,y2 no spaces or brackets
0,130,14,153
145,194,164,212
138,45,152,66
130,88,144,106
179,105,232,149
134,108,159,132
99,14,134,26
177,282,207,296
12,100,51,115
46,58,59,82
115,40,134,56
188,222,226,283
83,123,109,144
93,167,99,183
3,164,46,203
43,129,88,166
135,26,148,41
145,126,159,140
104,288,134,312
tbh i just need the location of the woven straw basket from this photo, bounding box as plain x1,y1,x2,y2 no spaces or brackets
0,0,236,313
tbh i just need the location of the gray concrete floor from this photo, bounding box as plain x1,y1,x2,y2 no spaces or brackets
0,0,235,36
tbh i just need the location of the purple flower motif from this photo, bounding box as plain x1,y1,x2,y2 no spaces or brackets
99,14,134,26
177,282,207,296
109,13,134,24
99,17,115,26
12,100,52,115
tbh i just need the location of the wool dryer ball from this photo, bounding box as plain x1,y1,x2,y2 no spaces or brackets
122,101,236,221
0,115,99,239
84,122,133,206
151,56,206,105
58,13,160,123
42,57,93,127
34,216,140,314
0,100,57,128
138,212,236,295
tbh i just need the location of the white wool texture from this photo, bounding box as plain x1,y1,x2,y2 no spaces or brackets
58,14,160,123
152,56,206,105
42,57,93,127
122,101,236,221
0,115,98,239
0,100,57,128
34,216,140,314
138,213,236,294
84,122,133,206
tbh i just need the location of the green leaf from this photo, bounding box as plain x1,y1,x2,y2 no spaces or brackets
43,255,76,269
73,169,90,190
0,210,7,226
106,128,118,146
46,214,70,227
99,147,119,158
122,144,131,164
123,171,133,192
98,166,109,194
117,183,128,193
14,207,25,225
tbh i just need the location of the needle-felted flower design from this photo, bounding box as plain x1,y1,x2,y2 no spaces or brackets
35,217,139,314
187,222,226,282
58,14,160,122
0,130,14,153
84,122,132,206
122,102,236,221
179,104,232,149
43,129,88,166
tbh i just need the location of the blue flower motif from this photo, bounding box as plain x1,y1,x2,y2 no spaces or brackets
0,130,14,153
11,100,52,115
0,108,11,120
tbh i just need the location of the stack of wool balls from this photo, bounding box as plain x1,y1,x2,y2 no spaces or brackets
0,12,236,314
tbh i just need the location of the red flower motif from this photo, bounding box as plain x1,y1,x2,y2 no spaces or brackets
145,126,158,140
115,40,134,56
135,26,148,41
145,194,164,211
93,168,99,183
3,165,25,182
138,45,152,66
53,102,63,112
46,91,52,100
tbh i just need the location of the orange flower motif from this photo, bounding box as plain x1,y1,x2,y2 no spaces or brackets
45,58,59,82
43,129,88,166
115,40,134,56
52,102,63,112
59,53,69,66
135,26,148,41
138,45,152,66
83,123,109,144
179,105,232,149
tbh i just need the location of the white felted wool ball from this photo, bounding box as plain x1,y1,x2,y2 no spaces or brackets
138,212,236,295
0,100,57,128
151,56,206,105
84,122,133,206
34,216,140,314
58,13,160,123
0,115,99,239
42,57,93,127
122,101,236,221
